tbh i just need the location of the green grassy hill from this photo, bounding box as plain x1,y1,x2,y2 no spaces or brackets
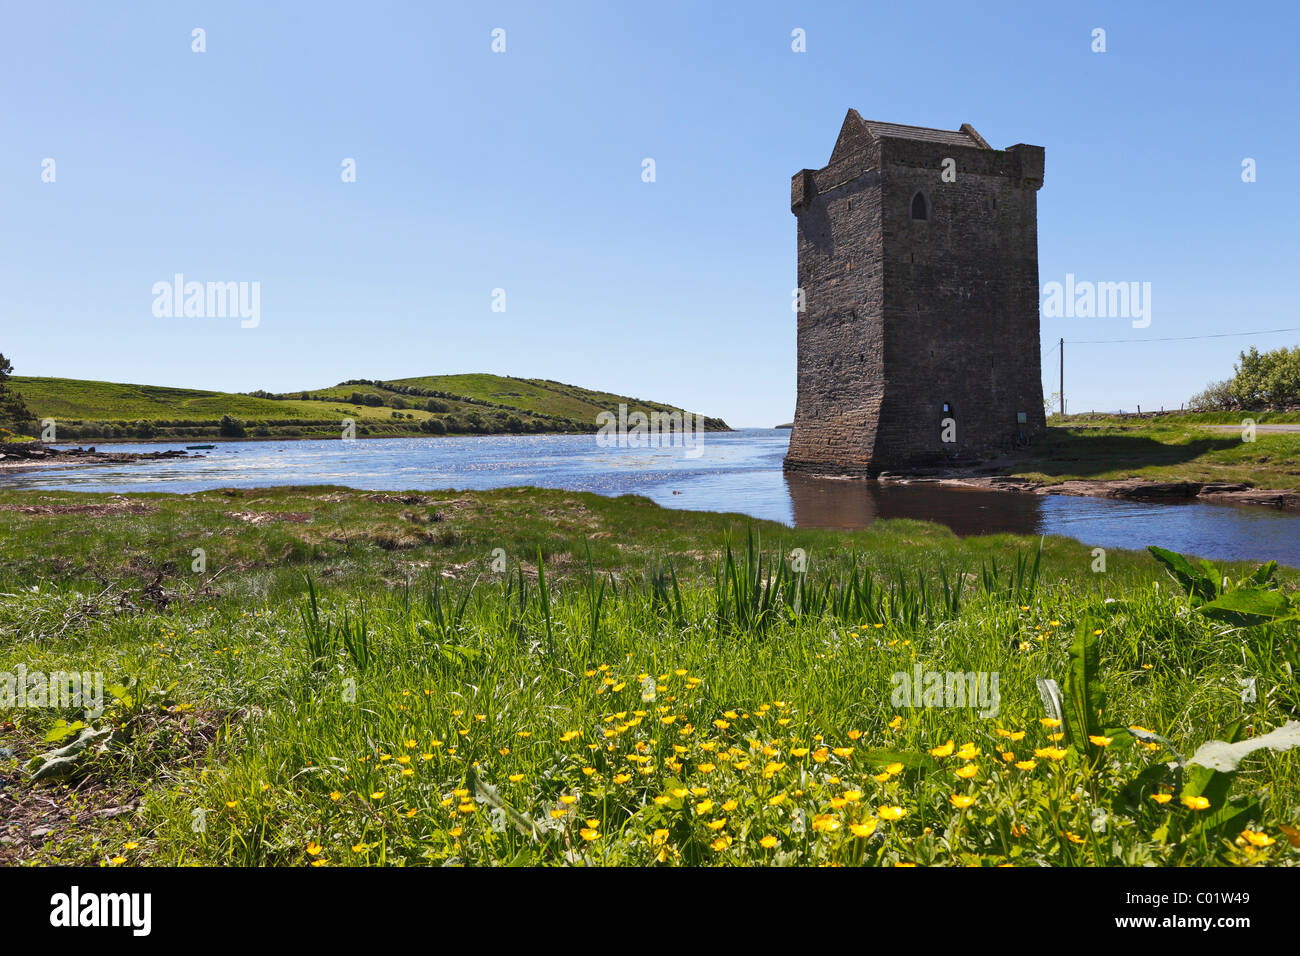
9,374,729,442
11,377,346,423
385,373,716,425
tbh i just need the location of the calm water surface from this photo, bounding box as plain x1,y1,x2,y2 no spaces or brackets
4,429,1298,565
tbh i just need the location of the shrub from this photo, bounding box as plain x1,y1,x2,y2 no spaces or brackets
1228,345,1300,408
1188,379,1237,411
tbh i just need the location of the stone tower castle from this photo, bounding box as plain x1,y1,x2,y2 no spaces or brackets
784,111,1046,476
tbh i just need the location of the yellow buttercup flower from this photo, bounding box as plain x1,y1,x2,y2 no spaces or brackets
949,794,977,809
930,740,954,758
1182,795,1211,811
1149,793,1172,804
1240,829,1275,848
1088,735,1113,747
877,805,908,821
759,835,778,849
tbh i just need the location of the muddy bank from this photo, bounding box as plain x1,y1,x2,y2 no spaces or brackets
874,470,1300,511
0,441,193,471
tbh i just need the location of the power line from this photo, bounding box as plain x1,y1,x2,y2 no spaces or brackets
1064,326,1300,345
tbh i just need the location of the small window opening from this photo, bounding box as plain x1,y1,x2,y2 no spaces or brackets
910,191,929,221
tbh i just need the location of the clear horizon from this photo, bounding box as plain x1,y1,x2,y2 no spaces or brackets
3,1,1298,427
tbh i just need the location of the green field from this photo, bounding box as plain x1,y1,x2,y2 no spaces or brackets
387,374,722,426
8,374,728,442
1016,419,1300,490
2,487,1297,867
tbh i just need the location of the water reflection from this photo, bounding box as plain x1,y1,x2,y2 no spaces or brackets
785,474,1043,535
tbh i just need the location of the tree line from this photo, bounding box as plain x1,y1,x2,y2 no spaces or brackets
1189,345,1300,410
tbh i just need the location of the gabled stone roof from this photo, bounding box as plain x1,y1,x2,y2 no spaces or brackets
860,119,989,149
829,110,991,164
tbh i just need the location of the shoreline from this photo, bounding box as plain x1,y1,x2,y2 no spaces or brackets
0,443,196,472
872,471,1300,511
4,438,1300,512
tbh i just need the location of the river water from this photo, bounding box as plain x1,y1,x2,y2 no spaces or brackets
3,429,1297,565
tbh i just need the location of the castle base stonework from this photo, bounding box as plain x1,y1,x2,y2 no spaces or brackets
784,113,1046,478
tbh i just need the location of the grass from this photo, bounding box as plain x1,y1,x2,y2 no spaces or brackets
8,373,728,443
1,486,1298,867
387,373,723,426
1009,420,1300,489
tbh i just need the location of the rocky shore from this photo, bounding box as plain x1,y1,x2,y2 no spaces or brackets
874,469,1300,511
0,441,193,471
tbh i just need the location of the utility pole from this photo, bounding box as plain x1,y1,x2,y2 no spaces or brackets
1059,337,1064,418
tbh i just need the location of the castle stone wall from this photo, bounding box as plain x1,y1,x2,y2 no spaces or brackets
785,117,1045,476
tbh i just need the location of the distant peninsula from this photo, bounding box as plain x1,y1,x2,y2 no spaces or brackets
8,373,731,443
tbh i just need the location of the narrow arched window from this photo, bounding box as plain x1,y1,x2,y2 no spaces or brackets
911,191,930,221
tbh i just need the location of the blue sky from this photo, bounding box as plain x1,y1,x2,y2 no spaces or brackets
2,0,1297,426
